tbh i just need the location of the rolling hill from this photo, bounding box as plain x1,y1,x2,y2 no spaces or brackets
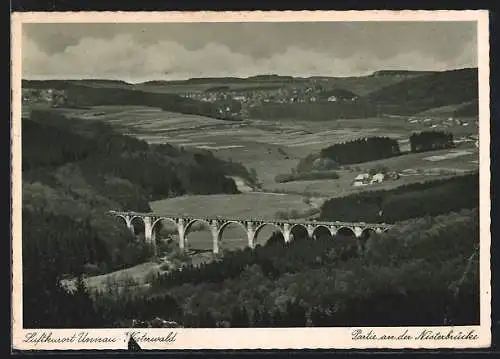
363,67,478,116
22,67,478,121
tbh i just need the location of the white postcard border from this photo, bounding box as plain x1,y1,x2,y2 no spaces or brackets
11,10,491,351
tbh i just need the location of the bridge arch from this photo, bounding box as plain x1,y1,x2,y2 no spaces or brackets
218,220,247,239
289,223,308,242
128,215,146,236
218,221,249,252
336,226,356,238
151,217,180,250
254,222,283,247
151,217,178,232
115,214,131,226
129,215,145,226
312,224,334,239
184,218,212,237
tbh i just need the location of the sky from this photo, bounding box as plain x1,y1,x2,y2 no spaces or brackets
22,21,478,83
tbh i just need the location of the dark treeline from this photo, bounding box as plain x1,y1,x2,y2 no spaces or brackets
454,100,479,117
365,68,478,115
152,232,359,290
319,173,478,223
25,82,241,121
275,170,340,183
410,130,455,153
49,208,479,329
320,136,401,165
248,101,377,121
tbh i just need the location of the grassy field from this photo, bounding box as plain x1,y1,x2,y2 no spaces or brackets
50,106,433,186
267,143,478,195
38,104,479,198
62,261,160,293
47,103,479,202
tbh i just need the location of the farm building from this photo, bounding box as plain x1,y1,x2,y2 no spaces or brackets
353,173,371,187
354,173,370,181
371,173,385,184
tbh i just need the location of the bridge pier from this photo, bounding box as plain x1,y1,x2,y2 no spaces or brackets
211,221,220,254
177,218,186,252
143,216,157,257
306,224,315,239
283,223,291,243
125,216,134,234
246,221,256,249
329,226,338,237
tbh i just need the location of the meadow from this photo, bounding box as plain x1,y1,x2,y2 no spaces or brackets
53,106,418,186
56,104,479,220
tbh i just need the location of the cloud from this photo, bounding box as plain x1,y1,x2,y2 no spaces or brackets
22,33,477,82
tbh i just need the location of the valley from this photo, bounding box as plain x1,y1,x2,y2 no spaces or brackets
21,67,481,328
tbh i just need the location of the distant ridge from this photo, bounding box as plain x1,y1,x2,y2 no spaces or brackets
22,67,479,119
22,79,132,89
370,70,439,77
23,67,476,87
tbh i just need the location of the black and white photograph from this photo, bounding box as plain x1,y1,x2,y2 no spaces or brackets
11,11,490,350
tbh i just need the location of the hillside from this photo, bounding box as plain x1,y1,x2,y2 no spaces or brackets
77,207,478,329
23,68,478,122
370,70,438,77
22,80,239,120
22,109,254,277
364,68,478,115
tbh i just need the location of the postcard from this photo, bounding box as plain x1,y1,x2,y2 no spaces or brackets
11,10,491,350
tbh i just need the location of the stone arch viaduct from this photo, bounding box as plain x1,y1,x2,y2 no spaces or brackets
109,210,392,256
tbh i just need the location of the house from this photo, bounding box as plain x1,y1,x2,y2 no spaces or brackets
371,173,385,184
354,173,370,181
353,173,370,187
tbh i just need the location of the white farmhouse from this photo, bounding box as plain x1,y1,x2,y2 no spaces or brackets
371,173,385,184
354,173,370,181
353,173,370,187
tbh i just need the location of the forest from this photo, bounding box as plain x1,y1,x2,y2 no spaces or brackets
21,109,480,330
319,136,401,165
410,130,455,153
274,170,340,183
319,173,478,223
25,208,479,328
22,109,253,280
364,67,478,115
